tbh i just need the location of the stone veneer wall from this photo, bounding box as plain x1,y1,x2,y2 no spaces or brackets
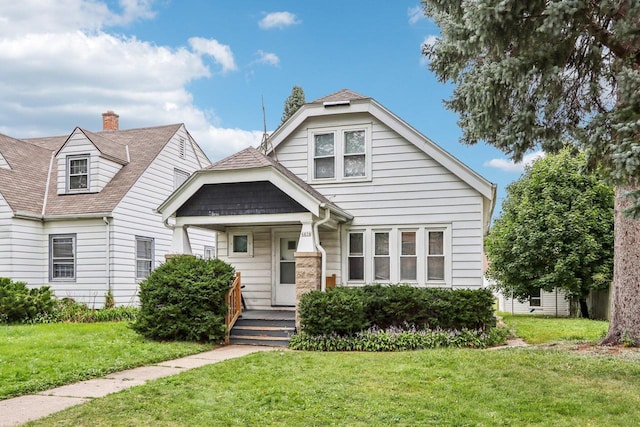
294,251,321,331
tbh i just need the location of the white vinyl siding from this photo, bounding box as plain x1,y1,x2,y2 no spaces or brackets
111,125,215,306
4,217,46,286
496,288,570,316
275,113,485,288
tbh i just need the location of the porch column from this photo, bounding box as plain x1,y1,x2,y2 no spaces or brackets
294,251,321,331
169,225,192,256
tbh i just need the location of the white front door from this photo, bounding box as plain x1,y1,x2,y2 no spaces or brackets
274,234,297,306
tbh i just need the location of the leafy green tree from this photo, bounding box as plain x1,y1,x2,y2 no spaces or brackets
486,149,614,318
281,85,305,124
423,0,640,344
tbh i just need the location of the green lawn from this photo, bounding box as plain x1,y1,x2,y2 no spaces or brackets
26,349,640,426
0,322,210,399
8,315,640,426
500,313,610,344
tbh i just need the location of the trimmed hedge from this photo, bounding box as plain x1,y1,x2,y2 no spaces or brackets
298,285,495,336
131,255,234,342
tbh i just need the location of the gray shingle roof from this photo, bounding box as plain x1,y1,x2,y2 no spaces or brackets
0,124,183,217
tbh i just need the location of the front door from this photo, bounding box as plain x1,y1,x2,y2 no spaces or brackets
274,234,297,306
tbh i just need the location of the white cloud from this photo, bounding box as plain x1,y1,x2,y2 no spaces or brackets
255,50,280,66
259,11,300,30
0,0,260,162
189,37,238,73
484,151,546,172
408,5,425,24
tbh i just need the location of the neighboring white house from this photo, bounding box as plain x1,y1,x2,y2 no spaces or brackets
158,90,497,314
494,288,571,316
0,111,216,307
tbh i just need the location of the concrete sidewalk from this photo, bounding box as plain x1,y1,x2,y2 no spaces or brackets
0,345,279,427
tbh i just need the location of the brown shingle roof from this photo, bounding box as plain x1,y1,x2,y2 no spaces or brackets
0,133,52,214
0,124,183,217
311,89,370,104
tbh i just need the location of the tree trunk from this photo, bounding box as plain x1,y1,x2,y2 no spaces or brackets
601,187,640,345
578,298,590,319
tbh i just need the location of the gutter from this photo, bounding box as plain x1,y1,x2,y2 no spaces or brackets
313,204,332,292
103,216,111,295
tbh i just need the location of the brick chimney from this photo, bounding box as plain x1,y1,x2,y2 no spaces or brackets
102,110,119,131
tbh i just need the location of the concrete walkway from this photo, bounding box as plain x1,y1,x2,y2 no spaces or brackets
0,345,279,427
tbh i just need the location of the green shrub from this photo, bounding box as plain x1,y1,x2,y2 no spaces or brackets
131,256,234,342
298,287,368,336
47,298,138,323
289,326,508,351
0,278,56,323
298,285,496,336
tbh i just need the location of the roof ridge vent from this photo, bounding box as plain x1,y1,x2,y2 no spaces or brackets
323,100,351,108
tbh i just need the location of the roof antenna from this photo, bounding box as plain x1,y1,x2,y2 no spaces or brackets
258,95,277,161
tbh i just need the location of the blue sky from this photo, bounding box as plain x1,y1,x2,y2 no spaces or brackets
0,1,543,216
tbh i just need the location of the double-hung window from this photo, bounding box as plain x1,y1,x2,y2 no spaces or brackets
348,232,364,281
310,125,370,181
344,130,366,177
400,231,417,281
136,236,154,279
374,231,390,281
313,133,335,179
67,156,89,192
427,231,445,281
50,234,76,281
529,289,542,307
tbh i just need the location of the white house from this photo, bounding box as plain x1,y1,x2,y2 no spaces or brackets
158,90,497,315
0,111,216,307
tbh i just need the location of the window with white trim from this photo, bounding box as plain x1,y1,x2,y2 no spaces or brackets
50,234,76,281
374,231,390,281
136,236,154,279
174,168,190,190
309,125,371,182
344,130,366,177
313,133,335,179
348,232,365,281
400,231,417,281
204,245,216,259
529,289,542,307
427,231,445,281
67,155,89,192
229,231,253,257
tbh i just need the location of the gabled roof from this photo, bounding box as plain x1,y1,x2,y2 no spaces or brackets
0,123,188,218
159,147,352,222
268,89,496,202
267,89,497,231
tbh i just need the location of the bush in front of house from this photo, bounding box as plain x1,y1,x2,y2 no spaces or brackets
0,277,56,323
131,255,234,342
298,285,496,337
298,287,368,336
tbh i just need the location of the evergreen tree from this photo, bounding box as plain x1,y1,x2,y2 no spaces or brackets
281,85,305,124
422,0,640,344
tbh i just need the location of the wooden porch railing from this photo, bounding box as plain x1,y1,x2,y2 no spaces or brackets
225,272,242,344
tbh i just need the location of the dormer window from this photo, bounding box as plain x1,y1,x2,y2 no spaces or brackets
67,155,89,192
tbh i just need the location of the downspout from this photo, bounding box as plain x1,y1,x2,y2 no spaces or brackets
103,217,111,294
313,204,331,291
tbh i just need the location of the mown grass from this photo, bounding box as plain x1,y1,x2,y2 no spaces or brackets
27,349,640,426
500,313,610,344
0,322,210,399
